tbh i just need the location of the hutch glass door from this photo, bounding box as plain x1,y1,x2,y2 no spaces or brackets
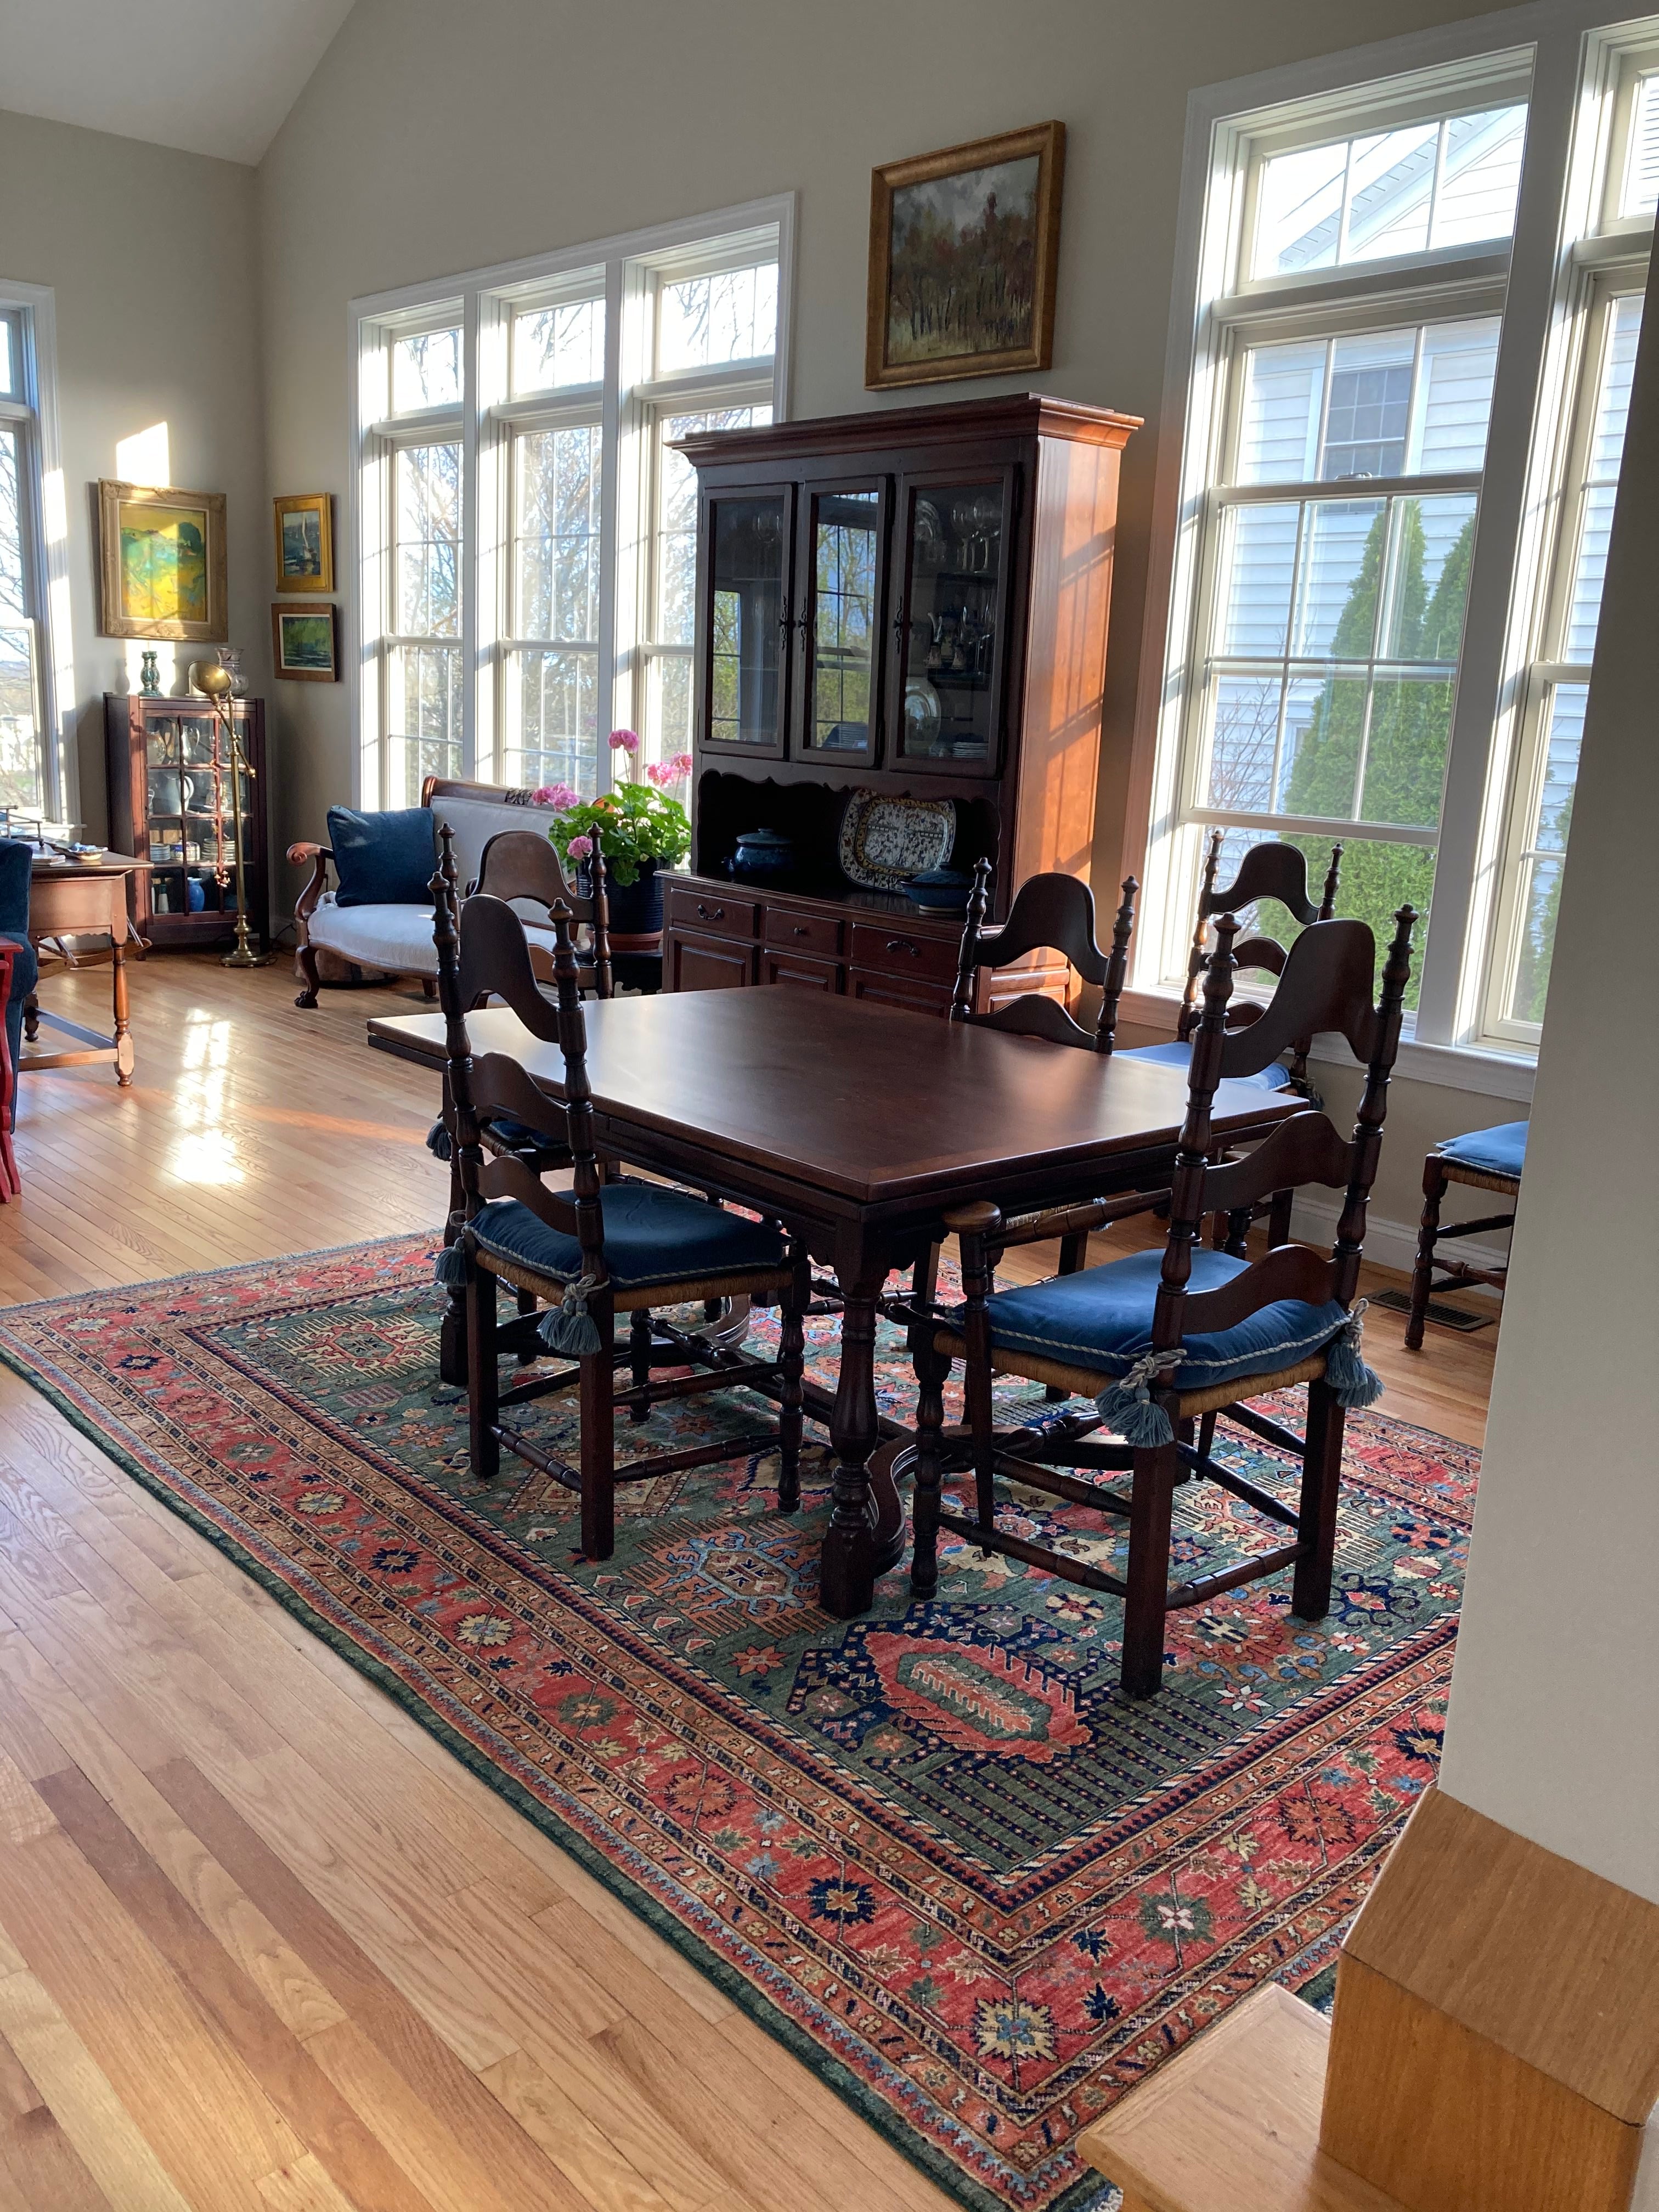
144,704,252,919
701,488,792,755
891,472,1014,772
798,482,887,759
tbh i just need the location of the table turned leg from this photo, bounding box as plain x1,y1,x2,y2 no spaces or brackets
821,1256,883,1618
110,932,134,1085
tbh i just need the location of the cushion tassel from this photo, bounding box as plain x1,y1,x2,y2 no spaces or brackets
433,1242,467,1289
425,1119,453,1161
538,1276,604,1357
1095,1347,1177,1448
1325,1299,1383,1408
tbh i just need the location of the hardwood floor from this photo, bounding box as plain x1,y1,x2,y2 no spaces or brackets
0,952,1497,2212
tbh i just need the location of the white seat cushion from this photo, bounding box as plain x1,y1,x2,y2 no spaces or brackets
430,794,554,892
307,895,438,975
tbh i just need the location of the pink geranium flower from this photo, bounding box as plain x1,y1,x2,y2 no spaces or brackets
608,729,640,755
670,752,693,778
531,781,579,811
566,833,594,860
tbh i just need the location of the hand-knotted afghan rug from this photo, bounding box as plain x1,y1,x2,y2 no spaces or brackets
0,1237,1475,2212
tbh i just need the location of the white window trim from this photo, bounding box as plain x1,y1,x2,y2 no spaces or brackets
0,279,72,823
349,196,793,809
1124,1,1659,1101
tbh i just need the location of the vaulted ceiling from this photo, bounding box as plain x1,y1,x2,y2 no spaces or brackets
0,0,357,162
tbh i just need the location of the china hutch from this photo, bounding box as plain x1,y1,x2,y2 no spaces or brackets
663,393,1138,1012
105,693,269,948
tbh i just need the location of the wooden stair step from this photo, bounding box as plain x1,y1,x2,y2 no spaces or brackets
1076,1984,1406,2212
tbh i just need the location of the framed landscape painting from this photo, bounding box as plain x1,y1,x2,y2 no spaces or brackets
98,481,227,641
272,602,339,682
273,492,334,593
866,121,1065,389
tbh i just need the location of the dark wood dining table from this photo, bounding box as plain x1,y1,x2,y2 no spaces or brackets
368,988,1301,1617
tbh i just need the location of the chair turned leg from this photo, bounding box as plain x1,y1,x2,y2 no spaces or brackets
1121,1436,1178,1698
1293,1377,1345,1620
776,1263,808,1513
578,1339,615,1560
910,1241,940,1313
516,1285,539,1363
1267,1187,1294,1248
910,1336,951,1600
1196,1408,1218,1469
957,1226,998,1534
1406,1158,1448,1351
1223,1206,1252,1257
294,944,321,1009
629,1308,653,1421
465,1259,499,1482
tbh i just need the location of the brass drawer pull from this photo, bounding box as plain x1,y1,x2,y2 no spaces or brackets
886,938,920,956
792,924,809,936
696,902,725,921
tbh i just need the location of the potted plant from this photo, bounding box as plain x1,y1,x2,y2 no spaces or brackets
535,733,692,949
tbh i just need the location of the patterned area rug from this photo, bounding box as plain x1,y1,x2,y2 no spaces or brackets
0,1238,1475,2212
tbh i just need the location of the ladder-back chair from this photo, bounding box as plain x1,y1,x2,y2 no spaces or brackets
437,887,810,1559
911,902,1416,1698
950,860,1138,1053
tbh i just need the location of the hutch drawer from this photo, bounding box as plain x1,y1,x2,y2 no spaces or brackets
763,907,844,957
670,932,757,991
665,886,758,941
848,922,959,985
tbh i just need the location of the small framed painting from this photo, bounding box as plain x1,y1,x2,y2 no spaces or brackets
273,492,334,592
272,602,339,682
866,121,1065,390
98,481,228,640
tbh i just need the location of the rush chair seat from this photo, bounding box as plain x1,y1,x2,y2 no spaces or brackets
909,902,1417,1699
436,881,810,1560
1404,1118,1527,1349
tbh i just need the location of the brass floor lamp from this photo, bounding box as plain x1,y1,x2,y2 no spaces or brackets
190,659,269,968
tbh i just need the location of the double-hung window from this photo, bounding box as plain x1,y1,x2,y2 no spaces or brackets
0,287,67,821
353,201,789,808
1140,15,1656,1068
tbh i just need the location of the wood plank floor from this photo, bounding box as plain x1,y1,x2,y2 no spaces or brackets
0,952,1497,2212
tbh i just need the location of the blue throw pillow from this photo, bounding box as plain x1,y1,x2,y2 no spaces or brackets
326,807,437,908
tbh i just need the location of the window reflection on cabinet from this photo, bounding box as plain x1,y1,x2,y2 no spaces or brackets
801,484,885,759
704,490,792,754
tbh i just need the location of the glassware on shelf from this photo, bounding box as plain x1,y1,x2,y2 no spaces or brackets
898,479,1005,765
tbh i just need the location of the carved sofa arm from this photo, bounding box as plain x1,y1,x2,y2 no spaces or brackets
288,844,335,1007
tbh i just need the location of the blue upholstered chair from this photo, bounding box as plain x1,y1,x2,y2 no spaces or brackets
1404,1120,1527,1348
910,904,1417,1699
0,839,40,1109
435,845,810,1561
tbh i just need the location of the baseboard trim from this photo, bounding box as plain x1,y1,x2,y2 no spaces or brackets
1288,1192,1509,1293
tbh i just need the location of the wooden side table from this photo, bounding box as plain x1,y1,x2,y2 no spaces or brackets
22,854,151,1087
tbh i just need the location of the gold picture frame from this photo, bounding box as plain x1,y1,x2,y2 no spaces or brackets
97,479,228,641
866,121,1065,390
273,492,334,593
272,601,339,682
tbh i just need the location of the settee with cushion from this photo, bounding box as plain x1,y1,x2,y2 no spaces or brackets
289,777,589,1006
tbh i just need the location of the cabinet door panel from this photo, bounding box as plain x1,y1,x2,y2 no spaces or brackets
886,466,1019,775
761,950,842,992
670,932,755,991
696,484,795,758
794,477,890,764
848,968,953,1017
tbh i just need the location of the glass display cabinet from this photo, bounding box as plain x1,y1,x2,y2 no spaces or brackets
667,394,1139,1013
105,694,269,947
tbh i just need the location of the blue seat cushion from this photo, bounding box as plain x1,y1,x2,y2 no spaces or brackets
1437,1119,1527,1179
326,806,436,908
469,1184,788,1293
974,1245,1349,1392
1118,1039,1290,1093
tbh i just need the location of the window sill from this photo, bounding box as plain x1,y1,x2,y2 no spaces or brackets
1116,988,1536,1103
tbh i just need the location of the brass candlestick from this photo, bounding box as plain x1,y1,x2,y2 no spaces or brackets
190,661,269,968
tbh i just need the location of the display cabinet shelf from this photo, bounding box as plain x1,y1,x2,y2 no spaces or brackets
105,693,268,948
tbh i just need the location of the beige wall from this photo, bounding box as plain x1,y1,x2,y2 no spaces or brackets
1435,235,1659,1908
0,109,266,843
253,0,1527,1215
